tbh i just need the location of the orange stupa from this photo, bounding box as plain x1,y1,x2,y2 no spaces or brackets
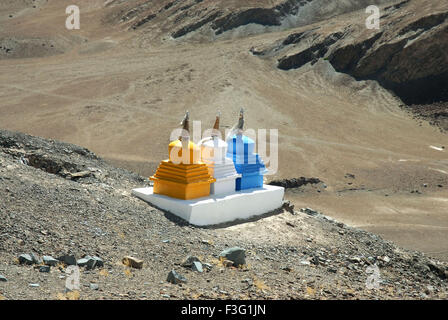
150,111,215,200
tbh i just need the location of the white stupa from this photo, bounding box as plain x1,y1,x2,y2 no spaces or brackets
200,112,241,195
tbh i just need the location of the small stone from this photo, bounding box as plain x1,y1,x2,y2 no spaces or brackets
181,256,200,268
203,263,213,271
78,256,103,270
300,260,311,266
281,266,293,272
222,260,234,268
122,256,143,269
192,261,203,273
282,200,295,213
39,266,50,273
43,256,59,266
219,247,246,267
301,207,319,216
58,255,77,266
0,275,7,282
77,258,89,267
161,294,170,298
167,270,187,284
29,283,40,288
349,257,362,263
18,254,34,265
90,283,99,290
162,240,170,243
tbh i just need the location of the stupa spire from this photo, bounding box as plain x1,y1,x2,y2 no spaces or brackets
226,107,245,140
179,110,190,140
212,111,221,137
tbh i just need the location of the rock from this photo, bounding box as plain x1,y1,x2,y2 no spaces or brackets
181,255,201,268
300,260,311,266
76,258,89,267
192,261,203,273
77,256,103,270
58,254,77,266
328,267,338,273
203,263,213,271
43,256,59,266
90,283,99,290
300,208,319,216
219,247,246,267
18,254,34,265
281,266,293,272
69,170,91,179
29,283,40,287
282,200,295,213
0,275,7,282
349,257,362,263
167,270,187,284
222,260,234,268
30,253,41,264
39,266,50,273
122,256,143,269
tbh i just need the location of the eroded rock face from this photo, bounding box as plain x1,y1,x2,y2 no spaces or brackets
329,13,448,105
259,1,448,107
109,0,393,39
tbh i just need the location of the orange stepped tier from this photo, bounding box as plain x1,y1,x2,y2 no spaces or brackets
150,139,215,200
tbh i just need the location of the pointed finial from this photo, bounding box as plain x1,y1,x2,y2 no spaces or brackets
212,111,221,136
236,107,244,132
179,110,190,140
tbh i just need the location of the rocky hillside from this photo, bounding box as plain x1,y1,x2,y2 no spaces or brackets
248,0,448,126
0,129,447,300
106,0,393,39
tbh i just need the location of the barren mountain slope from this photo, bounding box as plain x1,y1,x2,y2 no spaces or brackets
0,0,447,262
0,129,447,300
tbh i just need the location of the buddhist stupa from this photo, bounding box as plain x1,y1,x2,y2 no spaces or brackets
200,112,240,195
150,111,215,200
226,108,268,190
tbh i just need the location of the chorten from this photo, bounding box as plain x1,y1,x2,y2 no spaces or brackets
200,112,240,195
150,111,215,200
226,108,268,191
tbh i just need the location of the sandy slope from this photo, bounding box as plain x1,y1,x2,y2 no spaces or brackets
0,0,447,260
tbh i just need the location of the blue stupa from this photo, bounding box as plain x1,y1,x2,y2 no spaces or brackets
226,109,267,191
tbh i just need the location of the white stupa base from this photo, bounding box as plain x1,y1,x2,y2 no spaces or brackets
211,175,240,195
132,185,285,226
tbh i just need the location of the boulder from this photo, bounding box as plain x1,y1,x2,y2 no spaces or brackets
167,270,187,284
219,247,246,267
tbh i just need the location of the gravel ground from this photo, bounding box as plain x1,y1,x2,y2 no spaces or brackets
0,129,447,300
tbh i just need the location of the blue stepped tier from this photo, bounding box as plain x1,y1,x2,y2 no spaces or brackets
226,134,267,191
